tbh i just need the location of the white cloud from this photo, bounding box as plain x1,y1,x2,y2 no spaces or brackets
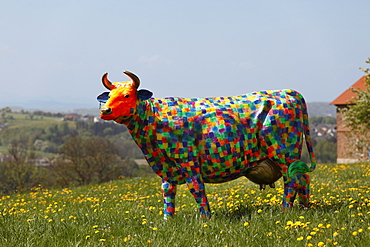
0,43,17,54
0,43,18,65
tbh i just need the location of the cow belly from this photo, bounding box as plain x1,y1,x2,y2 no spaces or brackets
198,137,267,183
194,114,268,182
200,158,261,183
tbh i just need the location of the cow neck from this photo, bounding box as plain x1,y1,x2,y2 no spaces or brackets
123,100,155,142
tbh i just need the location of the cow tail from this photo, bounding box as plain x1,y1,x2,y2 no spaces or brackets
288,95,317,178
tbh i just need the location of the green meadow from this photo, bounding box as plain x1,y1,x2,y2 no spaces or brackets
0,163,369,247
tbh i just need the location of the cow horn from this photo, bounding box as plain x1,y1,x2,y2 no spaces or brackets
102,73,113,90
123,71,140,89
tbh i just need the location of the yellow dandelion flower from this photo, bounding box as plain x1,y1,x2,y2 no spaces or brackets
266,232,272,236
333,242,338,245
85,235,91,239
203,224,208,227
26,219,33,222
307,236,312,240
99,239,106,242
275,221,280,224
352,231,358,236
358,229,363,233
307,243,313,247
92,225,99,229
257,209,263,213
333,232,339,237
244,222,249,226
317,242,325,247
297,237,304,241
152,227,158,230
310,231,316,235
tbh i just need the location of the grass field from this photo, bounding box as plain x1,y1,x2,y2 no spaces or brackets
0,163,369,246
2,112,62,127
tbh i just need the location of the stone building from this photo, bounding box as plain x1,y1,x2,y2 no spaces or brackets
330,75,369,163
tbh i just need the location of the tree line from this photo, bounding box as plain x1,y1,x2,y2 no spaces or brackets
0,118,151,194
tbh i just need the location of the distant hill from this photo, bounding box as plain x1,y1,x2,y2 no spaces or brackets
306,102,336,117
5,106,100,116
5,102,336,118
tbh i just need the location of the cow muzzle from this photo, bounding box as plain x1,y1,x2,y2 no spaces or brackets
100,106,112,115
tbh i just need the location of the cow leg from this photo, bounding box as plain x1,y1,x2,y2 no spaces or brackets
185,175,211,219
282,174,310,208
161,179,177,219
282,175,297,208
296,174,310,207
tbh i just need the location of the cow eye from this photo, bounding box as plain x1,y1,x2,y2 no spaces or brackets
124,95,130,98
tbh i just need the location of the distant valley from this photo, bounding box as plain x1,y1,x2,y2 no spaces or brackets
4,102,336,117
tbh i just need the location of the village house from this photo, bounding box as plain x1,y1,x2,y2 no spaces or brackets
310,124,336,139
63,114,97,122
330,75,369,163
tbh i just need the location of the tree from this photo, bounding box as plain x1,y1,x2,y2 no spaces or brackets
52,136,135,186
341,58,370,161
0,137,41,193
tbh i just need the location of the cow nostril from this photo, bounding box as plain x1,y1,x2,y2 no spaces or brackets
100,107,112,115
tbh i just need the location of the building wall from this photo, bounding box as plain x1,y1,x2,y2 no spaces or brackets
335,106,359,164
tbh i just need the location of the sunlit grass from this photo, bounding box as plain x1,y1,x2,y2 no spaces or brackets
0,163,369,246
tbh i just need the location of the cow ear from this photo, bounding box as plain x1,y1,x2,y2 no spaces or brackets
137,89,153,100
97,92,110,103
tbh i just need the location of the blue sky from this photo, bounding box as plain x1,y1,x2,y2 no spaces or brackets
1,1,369,111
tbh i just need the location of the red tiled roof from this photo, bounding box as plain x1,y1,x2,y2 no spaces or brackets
330,75,369,105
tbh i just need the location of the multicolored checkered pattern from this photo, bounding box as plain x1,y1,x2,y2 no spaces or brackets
283,173,310,208
100,77,317,219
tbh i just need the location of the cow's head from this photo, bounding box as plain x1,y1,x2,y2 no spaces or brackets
98,71,153,121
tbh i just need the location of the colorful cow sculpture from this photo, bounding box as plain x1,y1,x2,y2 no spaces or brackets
97,71,317,219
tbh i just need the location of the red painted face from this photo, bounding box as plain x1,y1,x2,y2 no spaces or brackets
100,81,138,121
